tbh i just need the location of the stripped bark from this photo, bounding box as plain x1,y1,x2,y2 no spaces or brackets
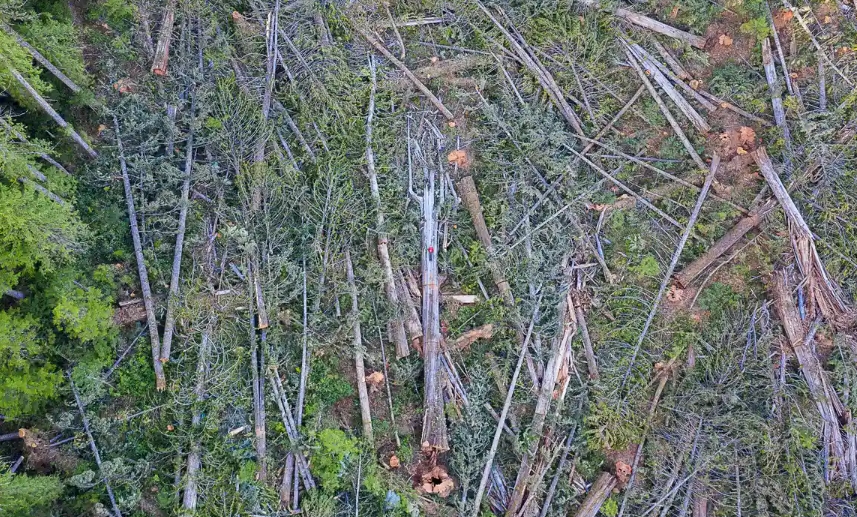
1,23,81,93
114,115,165,391
571,289,599,380
365,57,409,358
151,0,178,75
506,295,577,516
674,200,776,288
160,99,195,363
70,376,123,517
752,147,854,327
345,248,375,443
5,64,96,157
397,268,423,349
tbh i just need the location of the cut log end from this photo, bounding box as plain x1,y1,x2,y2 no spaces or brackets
152,67,168,76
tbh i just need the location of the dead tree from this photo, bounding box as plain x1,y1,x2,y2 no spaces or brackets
160,99,195,363
411,136,448,451
471,296,540,516
0,116,71,175
4,63,96,157
580,0,706,48
182,327,212,511
761,39,794,165
365,57,409,358
397,268,423,348
345,248,374,443
151,0,178,75
1,23,81,93
114,115,165,391
247,261,267,482
772,272,857,486
506,294,577,516
70,375,123,517
752,147,854,327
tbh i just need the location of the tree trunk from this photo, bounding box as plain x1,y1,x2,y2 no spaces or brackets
114,116,165,391
247,263,267,482
345,248,374,443
6,64,96,157
151,0,178,75
160,101,195,363
0,116,71,175
397,268,423,348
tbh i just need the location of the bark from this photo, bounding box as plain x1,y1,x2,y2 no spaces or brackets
0,431,23,442
365,58,409,358
70,376,123,517
5,65,96,157
114,115,165,391
182,328,212,511
674,200,775,288
151,0,178,75
574,472,619,517
419,152,448,451
345,248,374,443
160,101,195,363
1,23,81,93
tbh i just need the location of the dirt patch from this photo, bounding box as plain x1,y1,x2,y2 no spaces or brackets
704,113,760,190
703,13,754,70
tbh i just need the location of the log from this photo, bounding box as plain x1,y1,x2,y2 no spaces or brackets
247,265,267,482
18,177,66,206
114,115,165,390
151,0,178,75
674,200,775,288
365,57,409,358
160,99,195,363
5,64,96,157
574,472,619,517
1,23,82,93
356,27,454,121
268,369,316,491
761,39,794,161
397,268,423,348
345,248,374,443
572,290,599,380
